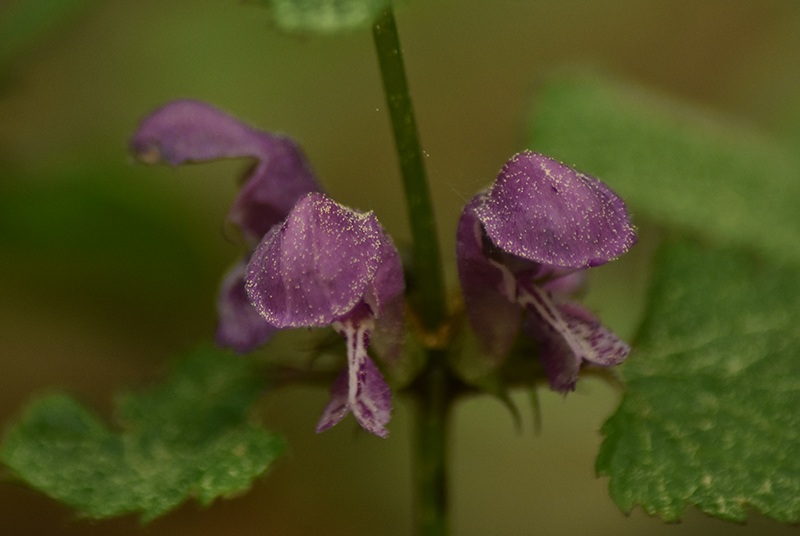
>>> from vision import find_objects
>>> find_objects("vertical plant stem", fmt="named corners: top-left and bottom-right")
top-left (414, 350), bottom-right (451, 536)
top-left (373, 7), bottom-right (451, 535)
top-left (372, 6), bottom-right (446, 332)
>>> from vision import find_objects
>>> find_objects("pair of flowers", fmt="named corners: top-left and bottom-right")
top-left (131, 100), bottom-right (636, 438)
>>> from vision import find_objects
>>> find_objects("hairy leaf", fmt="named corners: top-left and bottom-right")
top-left (0, 346), bottom-right (286, 522)
top-left (597, 240), bottom-right (800, 522)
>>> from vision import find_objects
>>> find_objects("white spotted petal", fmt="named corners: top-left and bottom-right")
top-left (456, 152), bottom-right (635, 391)
top-left (475, 151), bottom-right (636, 269)
top-left (246, 193), bottom-right (403, 437)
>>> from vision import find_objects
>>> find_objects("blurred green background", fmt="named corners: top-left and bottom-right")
top-left (1, 0), bottom-right (799, 534)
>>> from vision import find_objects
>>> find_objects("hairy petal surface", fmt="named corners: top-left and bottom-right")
top-left (246, 193), bottom-right (402, 437)
top-left (131, 99), bottom-right (325, 353)
top-left (456, 152), bottom-right (634, 386)
top-left (475, 151), bottom-right (636, 269)
top-left (246, 193), bottom-right (383, 328)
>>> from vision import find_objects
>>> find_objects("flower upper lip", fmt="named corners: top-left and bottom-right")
top-left (244, 192), bottom-right (403, 329)
top-left (456, 151), bottom-right (636, 391)
top-left (130, 98), bottom-right (323, 245)
top-left (474, 151), bottom-right (637, 269)
top-left (245, 192), bottom-right (404, 438)
top-left (130, 99), bottom-right (323, 353)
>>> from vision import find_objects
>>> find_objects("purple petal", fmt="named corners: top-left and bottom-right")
top-left (364, 231), bottom-right (405, 317)
top-left (315, 357), bottom-right (392, 438)
top-left (316, 368), bottom-right (350, 433)
top-left (364, 231), bottom-right (406, 363)
top-left (519, 281), bottom-right (628, 391)
top-left (131, 100), bottom-right (269, 165)
top-left (541, 270), bottom-right (586, 298)
top-left (525, 315), bottom-right (582, 392)
top-left (557, 302), bottom-right (629, 367)
top-left (475, 151), bottom-right (636, 269)
top-left (369, 292), bottom-right (406, 365)
top-left (246, 193), bottom-right (383, 328)
top-left (456, 197), bottom-right (523, 364)
top-left (316, 317), bottom-right (392, 438)
top-left (228, 140), bottom-right (322, 244)
top-left (130, 99), bottom-right (321, 243)
top-left (350, 354), bottom-right (392, 438)
top-left (215, 260), bottom-right (280, 353)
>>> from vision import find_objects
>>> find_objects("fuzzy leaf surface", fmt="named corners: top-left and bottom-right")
top-left (0, 346), bottom-right (285, 522)
top-left (597, 240), bottom-right (800, 522)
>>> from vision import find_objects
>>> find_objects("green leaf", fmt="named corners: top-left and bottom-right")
top-left (257, 0), bottom-right (391, 34)
top-left (596, 239), bottom-right (800, 523)
top-left (0, 346), bottom-right (286, 522)
top-left (528, 75), bottom-right (800, 266)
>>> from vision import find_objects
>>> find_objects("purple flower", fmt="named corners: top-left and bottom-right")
top-left (246, 192), bottom-right (404, 437)
top-left (457, 151), bottom-right (636, 392)
top-left (130, 99), bottom-right (322, 352)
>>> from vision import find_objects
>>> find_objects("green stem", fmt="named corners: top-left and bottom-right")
top-left (373, 8), bottom-right (451, 535)
top-left (372, 6), bottom-right (446, 331)
top-left (413, 350), bottom-right (451, 536)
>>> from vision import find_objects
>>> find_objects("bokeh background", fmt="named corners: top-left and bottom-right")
top-left (1, 0), bottom-right (799, 534)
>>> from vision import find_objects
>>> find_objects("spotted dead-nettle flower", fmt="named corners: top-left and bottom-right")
top-left (130, 99), bottom-right (322, 353)
top-left (457, 151), bottom-right (637, 391)
top-left (246, 192), bottom-right (405, 438)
